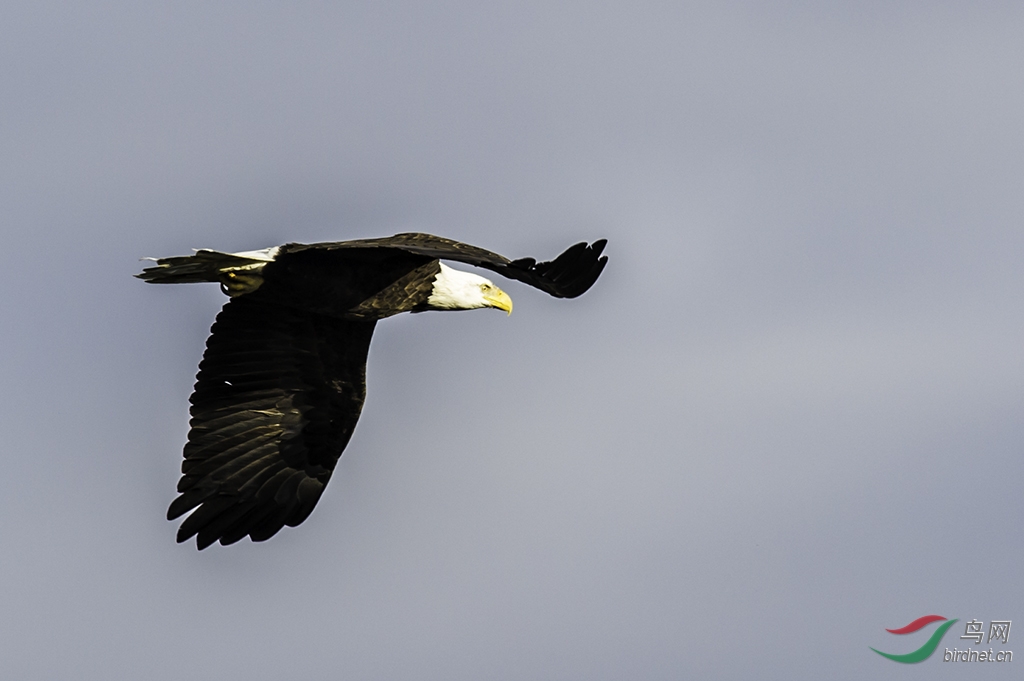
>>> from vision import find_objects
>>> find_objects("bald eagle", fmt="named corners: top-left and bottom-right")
top-left (138, 233), bottom-right (608, 549)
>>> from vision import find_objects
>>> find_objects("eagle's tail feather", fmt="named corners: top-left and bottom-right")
top-left (135, 249), bottom-right (274, 285)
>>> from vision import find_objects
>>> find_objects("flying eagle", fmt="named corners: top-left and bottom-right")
top-left (138, 232), bottom-right (608, 549)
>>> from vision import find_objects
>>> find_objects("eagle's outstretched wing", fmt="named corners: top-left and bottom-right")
top-left (282, 233), bottom-right (609, 299)
top-left (167, 296), bottom-right (376, 549)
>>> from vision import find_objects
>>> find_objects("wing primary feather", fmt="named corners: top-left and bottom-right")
top-left (217, 500), bottom-right (287, 546)
top-left (195, 502), bottom-right (259, 550)
top-left (168, 487), bottom-right (217, 520)
top-left (248, 506), bottom-right (292, 542)
top-left (176, 496), bottom-right (238, 542)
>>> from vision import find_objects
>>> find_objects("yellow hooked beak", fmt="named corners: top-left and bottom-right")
top-left (484, 287), bottom-right (513, 315)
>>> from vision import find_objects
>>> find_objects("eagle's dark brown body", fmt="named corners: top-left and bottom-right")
top-left (255, 248), bottom-right (443, 319)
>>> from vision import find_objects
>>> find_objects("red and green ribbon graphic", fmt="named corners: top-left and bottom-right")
top-left (871, 615), bottom-right (958, 663)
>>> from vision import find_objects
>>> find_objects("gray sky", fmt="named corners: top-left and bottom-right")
top-left (1, 2), bottom-right (1021, 679)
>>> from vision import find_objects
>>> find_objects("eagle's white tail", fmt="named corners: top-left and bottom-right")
top-left (135, 247), bottom-right (279, 285)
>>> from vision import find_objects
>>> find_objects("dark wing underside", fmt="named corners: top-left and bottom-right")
top-left (281, 233), bottom-right (608, 299)
top-left (167, 297), bottom-right (376, 549)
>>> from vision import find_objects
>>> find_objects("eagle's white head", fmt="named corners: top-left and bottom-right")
top-left (427, 263), bottom-right (513, 314)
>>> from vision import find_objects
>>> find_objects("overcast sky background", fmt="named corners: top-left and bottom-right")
top-left (1, 2), bottom-right (1022, 679)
